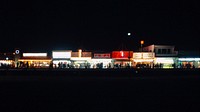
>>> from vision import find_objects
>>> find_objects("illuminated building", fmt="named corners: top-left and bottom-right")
top-left (112, 51), bottom-right (133, 68)
top-left (52, 50), bottom-right (72, 68)
top-left (18, 53), bottom-right (51, 68)
top-left (91, 52), bottom-right (114, 68)
top-left (0, 52), bottom-right (15, 68)
top-left (70, 49), bottom-right (92, 68)
top-left (142, 45), bottom-right (178, 68)
top-left (133, 52), bottom-right (155, 68)
top-left (178, 51), bottom-right (200, 68)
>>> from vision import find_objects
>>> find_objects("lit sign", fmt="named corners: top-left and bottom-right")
top-left (133, 52), bottom-right (154, 59)
top-left (82, 52), bottom-right (92, 57)
top-left (133, 53), bottom-right (142, 59)
top-left (52, 51), bottom-right (71, 59)
top-left (70, 57), bottom-right (91, 61)
top-left (155, 58), bottom-right (174, 64)
top-left (120, 51), bottom-right (124, 57)
top-left (178, 58), bottom-right (200, 61)
top-left (94, 54), bottom-right (110, 58)
top-left (112, 51), bottom-right (133, 59)
top-left (143, 53), bottom-right (154, 58)
top-left (23, 53), bottom-right (47, 57)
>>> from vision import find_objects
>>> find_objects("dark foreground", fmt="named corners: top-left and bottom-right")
top-left (0, 69), bottom-right (200, 112)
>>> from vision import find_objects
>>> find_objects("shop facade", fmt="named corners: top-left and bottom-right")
top-left (18, 53), bottom-right (51, 68)
top-left (91, 53), bottom-right (114, 68)
top-left (70, 49), bottom-right (92, 68)
top-left (178, 58), bottom-right (200, 68)
top-left (133, 52), bottom-right (155, 68)
top-left (178, 50), bottom-right (200, 68)
top-left (142, 44), bottom-right (178, 68)
top-left (154, 57), bottom-right (177, 68)
top-left (52, 50), bottom-right (72, 68)
top-left (0, 52), bottom-right (15, 68)
top-left (112, 51), bottom-right (133, 68)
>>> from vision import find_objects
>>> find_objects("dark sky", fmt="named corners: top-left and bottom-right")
top-left (1, 0), bottom-right (199, 52)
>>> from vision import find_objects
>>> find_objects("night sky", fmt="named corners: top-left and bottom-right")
top-left (1, 0), bottom-right (199, 53)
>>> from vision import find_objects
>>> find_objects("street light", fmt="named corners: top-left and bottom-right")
top-left (140, 40), bottom-right (144, 52)
top-left (127, 32), bottom-right (132, 67)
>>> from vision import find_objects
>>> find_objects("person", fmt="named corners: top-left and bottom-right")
top-left (26, 62), bottom-right (29, 68)
top-left (49, 61), bottom-right (53, 69)
top-left (58, 62), bottom-right (61, 68)
top-left (17, 62), bottom-right (19, 68)
top-left (192, 65), bottom-right (195, 69)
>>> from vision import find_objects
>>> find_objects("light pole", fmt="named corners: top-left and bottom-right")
top-left (127, 33), bottom-right (132, 67)
top-left (140, 40), bottom-right (144, 52)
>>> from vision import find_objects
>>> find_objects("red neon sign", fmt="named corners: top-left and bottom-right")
top-left (112, 51), bottom-right (133, 59)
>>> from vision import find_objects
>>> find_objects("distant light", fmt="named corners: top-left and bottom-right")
top-left (15, 50), bottom-right (20, 54)
top-left (6, 57), bottom-right (9, 60)
top-left (140, 40), bottom-right (144, 45)
top-left (23, 53), bottom-right (47, 57)
top-left (128, 33), bottom-right (131, 36)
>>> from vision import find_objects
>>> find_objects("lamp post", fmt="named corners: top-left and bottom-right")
top-left (140, 40), bottom-right (144, 52)
top-left (127, 33), bottom-right (131, 67)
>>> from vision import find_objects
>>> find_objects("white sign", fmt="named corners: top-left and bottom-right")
top-left (155, 58), bottom-right (174, 64)
top-left (133, 53), bottom-right (142, 59)
top-left (52, 51), bottom-right (71, 59)
top-left (23, 53), bottom-right (47, 57)
top-left (133, 52), bottom-right (154, 59)
top-left (143, 53), bottom-right (154, 59)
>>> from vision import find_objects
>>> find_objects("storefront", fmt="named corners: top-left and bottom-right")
top-left (52, 50), bottom-right (72, 68)
top-left (70, 49), bottom-right (92, 68)
top-left (91, 53), bottom-right (114, 68)
top-left (0, 59), bottom-right (14, 68)
top-left (112, 51), bottom-right (133, 68)
top-left (178, 58), bottom-right (200, 68)
top-left (178, 51), bottom-right (200, 68)
top-left (133, 52), bottom-right (155, 68)
top-left (18, 53), bottom-right (51, 68)
top-left (154, 57), bottom-right (177, 68)
top-left (0, 52), bottom-right (16, 68)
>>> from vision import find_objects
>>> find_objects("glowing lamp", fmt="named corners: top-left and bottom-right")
top-left (140, 40), bottom-right (144, 45)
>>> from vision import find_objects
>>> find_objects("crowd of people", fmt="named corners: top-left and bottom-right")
top-left (0, 62), bottom-right (197, 69)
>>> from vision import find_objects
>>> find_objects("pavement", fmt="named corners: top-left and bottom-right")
top-left (0, 68), bottom-right (200, 112)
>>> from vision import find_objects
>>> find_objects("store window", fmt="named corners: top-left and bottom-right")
top-left (158, 49), bottom-right (161, 54)
top-left (167, 49), bottom-right (171, 54)
top-left (162, 49), bottom-right (167, 54)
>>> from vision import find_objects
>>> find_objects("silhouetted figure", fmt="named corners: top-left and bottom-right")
top-left (172, 63), bottom-right (176, 69)
top-left (26, 62), bottom-right (29, 68)
top-left (119, 63), bottom-right (122, 68)
top-left (17, 62), bottom-right (19, 68)
top-left (49, 61), bottom-right (53, 69)
top-left (58, 62), bottom-right (61, 68)
top-left (186, 63), bottom-right (191, 69)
